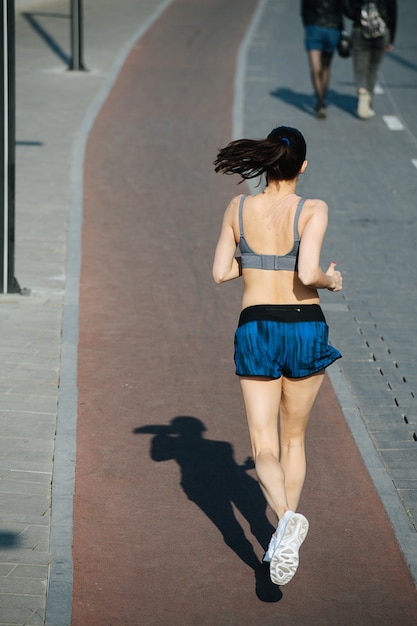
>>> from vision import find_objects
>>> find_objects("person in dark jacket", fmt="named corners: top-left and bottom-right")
top-left (301, 0), bottom-right (344, 118)
top-left (342, 0), bottom-right (397, 119)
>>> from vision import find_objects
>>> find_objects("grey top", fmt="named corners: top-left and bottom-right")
top-left (238, 195), bottom-right (306, 271)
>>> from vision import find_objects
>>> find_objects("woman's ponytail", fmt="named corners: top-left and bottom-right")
top-left (214, 126), bottom-right (306, 183)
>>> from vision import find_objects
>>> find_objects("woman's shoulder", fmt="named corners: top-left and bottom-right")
top-left (301, 197), bottom-right (328, 213)
top-left (224, 193), bottom-right (244, 209)
top-left (229, 193), bottom-right (247, 205)
top-left (222, 194), bottom-right (246, 223)
top-left (299, 198), bottom-right (329, 228)
top-left (227, 193), bottom-right (246, 211)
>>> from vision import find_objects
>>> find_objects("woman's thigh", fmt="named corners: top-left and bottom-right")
top-left (239, 377), bottom-right (282, 457)
top-left (279, 372), bottom-right (325, 442)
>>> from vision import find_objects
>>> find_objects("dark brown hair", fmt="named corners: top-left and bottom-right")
top-left (214, 126), bottom-right (307, 184)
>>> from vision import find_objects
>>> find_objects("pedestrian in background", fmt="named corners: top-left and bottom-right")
top-left (342, 0), bottom-right (397, 119)
top-left (301, 0), bottom-right (344, 118)
top-left (212, 126), bottom-right (343, 586)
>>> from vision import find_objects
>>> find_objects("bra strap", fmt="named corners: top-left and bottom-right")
top-left (293, 198), bottom-right (306, 240)
top-left (238, 195), bottom-right (247, 238)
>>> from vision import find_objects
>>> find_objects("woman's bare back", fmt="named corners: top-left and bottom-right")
top-left (232, 192), bottom-right (322, 308)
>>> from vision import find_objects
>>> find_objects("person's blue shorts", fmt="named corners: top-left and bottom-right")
top-left (305, 25), bottom-right (341, 54)
top-left (234, 304), bottom-right (341, 379)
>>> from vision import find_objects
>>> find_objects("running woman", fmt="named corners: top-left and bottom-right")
top-left (212, 126), bottom-right (343, 585)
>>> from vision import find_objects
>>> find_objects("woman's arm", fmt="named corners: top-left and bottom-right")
top-left (297, 200), bottom-right (343, 291)
top-left (212, 197), bottom-right (242, 284)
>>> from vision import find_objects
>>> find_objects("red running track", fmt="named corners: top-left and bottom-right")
top-left (71, 0), bottom-right (417, 623)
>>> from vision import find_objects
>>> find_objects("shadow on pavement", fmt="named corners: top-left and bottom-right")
top-left (22, 12), bottom-right (71, 67)
top-left (270, 86), bottom-right (357, 118)
top-left (0, 532), bottom-right (21, 548)
top-left (134, 415), bottom-right (282, 603)
top-left (388, 50), bottom-right (417, 73)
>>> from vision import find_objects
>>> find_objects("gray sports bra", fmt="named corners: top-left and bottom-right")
top-left (238, 195), bottom-right (306, 271)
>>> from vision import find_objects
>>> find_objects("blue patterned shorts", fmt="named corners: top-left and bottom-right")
top-left (234, 304), bottom-right (341, 379)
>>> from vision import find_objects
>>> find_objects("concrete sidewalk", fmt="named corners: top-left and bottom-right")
top-left (1, 1), bottom-right (172, 624)
top-left (0, 0), bottom-right (416, 624)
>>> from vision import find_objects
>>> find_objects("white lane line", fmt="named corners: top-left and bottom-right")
top-left (374, 83), bottom-right (384, 94)
top-left (383, 115), bottom-right (405, 131)
top-left (412, 159), bottom-right (417, 170)
top-left (233, 0), bottom-right (269, 140)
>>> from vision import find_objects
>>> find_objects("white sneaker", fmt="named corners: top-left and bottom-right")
top-left (357, 90), bottom-right (374, 119)
top-left (263, 510), bottom-right (294, 563)
top-left (270, 513), bottom-right (309, 586)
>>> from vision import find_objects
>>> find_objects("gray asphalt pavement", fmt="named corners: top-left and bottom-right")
top-left (0, 0), bottom-right (416, 624)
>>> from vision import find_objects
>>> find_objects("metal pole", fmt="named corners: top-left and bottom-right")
top-left (70, 0), bottom-right (85, 71)
top-left (2, 0), bottom-right (7, 292)
top-left (0, 0), bottom-right (19, 294)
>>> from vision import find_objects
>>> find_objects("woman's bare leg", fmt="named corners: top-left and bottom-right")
top-left (240, 377), bottom-right (288, 521)
top-left (307, 50), bottom-right (333, 110)
top-left (319, 52), bottom-right (332, 103)
top-left (240, 372), bottom-right (325, 522)
top-left (279, 372), bottom-right (325, 511)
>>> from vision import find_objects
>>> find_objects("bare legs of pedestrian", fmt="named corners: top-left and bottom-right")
top-left (307, 50), bottom-right (333, 118)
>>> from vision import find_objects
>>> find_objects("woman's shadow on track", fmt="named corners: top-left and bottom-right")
top-left (134, 415), bottom-right (282, 602)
